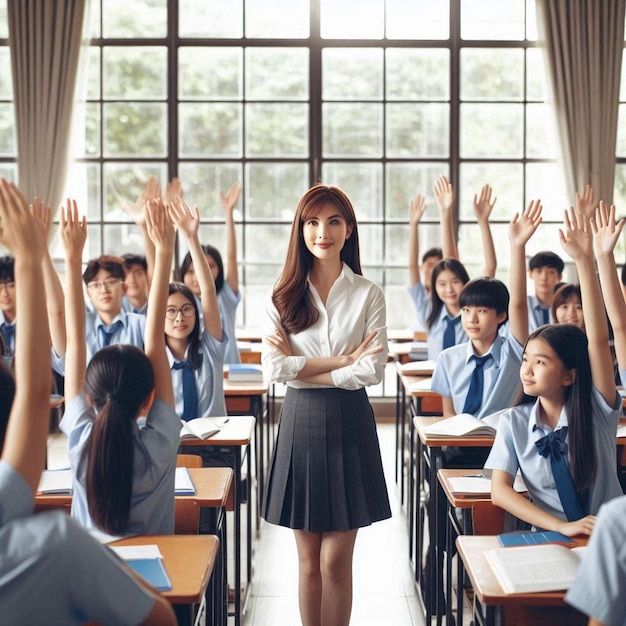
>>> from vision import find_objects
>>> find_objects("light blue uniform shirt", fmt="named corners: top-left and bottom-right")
top-left (0, 462), bottom-right (155, 625)
top-left (121, 295), bottom-right (148, 315)
top-left (408, 281), bottom-right (430, 333)
top-left (485, 387), bottom-right (623, 521)
top-left (527, 294), bottom-right (552, 332)
top-left (619, 368), bottom-right (626, 388)
top-left (168, 329), bottom-right (228, 418)
top-left (431, 333), bottom-right (523, 417)
top-left (61, 394), bottom-right (180, 535)
top-left (218, 283), bottom-right (241, 364)
top-left (0, 311), bottom-right (15, 355)
top-left (566, 496), bottom-right (626, 626)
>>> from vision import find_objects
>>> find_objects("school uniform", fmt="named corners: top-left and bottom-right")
top-left (485, 387), bottom-right (623, 521)
top-left (0, 311), bottom-right (15, 356)
top-left (527, 294), bottom-right (552, 332)
top-left (121, 295), bottom-right (148, 315)
top-left (60, 395), bottom-right (180, 535)
top-left (262, 263), bottom-right (391, 532)
top-left (168, 329), bottom-right (228, 419)
top-left (566, 495), bottom-right (626, 626)
top-left (0, 462), bottom-right (156, 626)
top-left (408, 281), bottom-right (429, 332)
top-left (619, 367), bottom-right (626, 388)
top-left (218, 283), bottom-right (241, 364)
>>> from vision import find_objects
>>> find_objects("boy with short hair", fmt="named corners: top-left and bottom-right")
top-left (527, 250), bottom-right (564, 331)
top-left (122, 252), bottom-right (149, 315)
top-left (0, 256), bottom-right (16, 355)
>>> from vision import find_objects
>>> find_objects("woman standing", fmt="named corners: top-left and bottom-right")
top-left (262, 184), bottom-right (391, 626)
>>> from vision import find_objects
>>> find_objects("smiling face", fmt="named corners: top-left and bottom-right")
top-left (302, 203), bottom-right (353, 263)
top-left (434, 269), bottom-right (465, 310)
top-left (164, 291), bottom-right (196, 341)
top-left (86, 270), bottom-right (125, 317)
top-left (520, 337), bottom-right (575, 399)
top-left (555, 296), bottom-right (584, 329)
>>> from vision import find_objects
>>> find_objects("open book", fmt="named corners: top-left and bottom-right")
top-left (447, 474), bottom-right (526, 496)
top-left (175, 467), bottom-right (196, 495)
top-left (485, 544), bottom-right (586, 594)
top-left (180, 417), bottom-right (227, 440)
top-left (400, 359), bottom-right (437, 375)
top-left (421, 409), bottom-right (505, 437)
top-left (37, 468), bottom-right (73, 494)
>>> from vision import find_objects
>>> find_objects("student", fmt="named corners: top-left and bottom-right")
top-left (565, 495), bottom-right (626, 626)
top-left (0, 255), bottom-right (15, 355)
top-left (60, 198), bottom-right (181, 536)
top-left (551, 283), bottom-right (584, 330)
top-left (166, 196), bottom-right (227, 419)
top-left (122, 252), bottom-right (150, 314)
top-left (486, 206), bottom-right (623, 536)
top-left (0, 179), bottom-right (175, 626)
top-left (527, 250), bottom-right (564, 331)
top-left (181, 182), bottom-right (242, 364)
top-left (262, 184), bottom-right (390, 626)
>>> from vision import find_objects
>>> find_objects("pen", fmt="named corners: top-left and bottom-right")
top-left (463, 473), bottom-right (484, 478)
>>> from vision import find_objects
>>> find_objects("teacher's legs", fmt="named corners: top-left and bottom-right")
top-left (294, 528), bottom-right (359, 626)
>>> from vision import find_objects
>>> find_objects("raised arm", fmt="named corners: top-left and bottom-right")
top-left (559, 206), bottom-right (615, 404)
top-left (32, 197), bottom-right (66, 357)
top-left (473, 184), bottom-right (497, 277)
top-left (591, 202), bottom-right (626, 371)
top-left (408, 194), bottom-right (426, 286)
top-left (60, 200), bottom-right (88, 403)
top-left (221, 182), bottom-right (241, 295)
top-left (0, 180), bottom-right (52, 494)
top-left (508, 199), bottom-right (542, 345)
top-left (575, 184), bottom-right (597, 221)
top-left (144, 199), bottom-right (176, 407)
top-left (169, 196), bottom-right (222, 341)
top-left (433, 175), bottom-right (458, 259)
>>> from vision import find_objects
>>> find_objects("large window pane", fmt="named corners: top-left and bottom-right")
top-left (179, 48), bottom-right (242, 100)
top-left (0, 102), bottom-right (15, 156)
top-left (385, 163), bottom-right (447, 220)
top-left (461, 49), bottom-right (524, 101)
top-left (386, 49), bottom-right (450, 101)
top-left (66, 163), bottom-right (101, 222)
top-left (245, 0), bottom-right (309, 38)
top-left (526, 48), bottom-right (546, 100)
top-left (524, 163), bottom-right (568, 221)
top-left (245, 223), bottom-right (291, 262)
top-left (526, 103), bottom-right (558, 159)
top-left (617, 104), bottom-right (626, 157)
top-left (86, 47), bottom-right (101, 100)
top-left (83, 102), bottom-right (101, 157)
top-left (179, 0), bottom-right (243, 38)
top-left (458, 223), bottom-right (509, 279)
top-left (461, 0), bottom-right (525, 40)
top-left (246, 48), bottom-right (309, 100)
top-left (323, 103), bottom-right (383, 157)
top-left (103, 224), bottom-right (146, 256)
top-left (103, 47), bottom-right (167, 99)
top-left (323, 49), bottom-right (383, 100)
top-left (322, 162), bottom-right (383, 220)
top-left (104, 103), bottom-right (167, 157)
top-left (386, 103), bottom-right (449, 158)
top-left (179, 103), bottom-right (243, 157)
top-left (321, 0), bottom-right (384, 39)
top-left (460, 104), bottom-right (523, 158)
top-left (358, 224), bottom-right (384, 265)
top-left (178, 163), bottom-right (243, 218)
top-left (246, 103), bottom-right (308, 157)
top-left (386, 0), bottom-right (450, 40)
top-left (0, 1), bottom-right (7, 38)
top-left (102, 0), bottom-right (167, 38)
top-left (0, 47), bottom-right (12, 99)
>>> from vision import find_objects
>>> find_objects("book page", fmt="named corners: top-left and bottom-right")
top-left (448, 475), bottom-right (526, 495)
top-left (175, 467), bottom-right (196, 494)
top-left (422, 413), bottom-right (494, 437)
top-left (400, 359), bottom-right (436, 375)
top-left (37, 468), bottom-right (73, 494)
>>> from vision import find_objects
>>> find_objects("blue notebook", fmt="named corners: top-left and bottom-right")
top-left (126, 558), bottom-right (172, 591)
top-left (498, 530), bottom-right (574, 547)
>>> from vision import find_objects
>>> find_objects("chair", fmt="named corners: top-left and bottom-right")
top-left (470, 500), bottom-right (506, 535)
top-left (176, 454), bottom-right (203, 468)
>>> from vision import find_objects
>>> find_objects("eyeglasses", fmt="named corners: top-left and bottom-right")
top-left (0, 281), bottom-right (15, 292)
top-left (87, 278), bottom-right (123, 291)
top-left (165, 304), bottom-right (196, 320)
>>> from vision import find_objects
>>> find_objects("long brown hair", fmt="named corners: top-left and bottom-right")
top-left (272, 184), bottom-right (362, 334)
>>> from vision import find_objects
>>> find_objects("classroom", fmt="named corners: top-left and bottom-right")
top-left (1, 1), bottom-right (626, 625)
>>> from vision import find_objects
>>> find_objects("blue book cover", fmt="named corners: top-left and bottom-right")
top-left (126, 558), bottom-right (172, 591)
top-left (497, 530), bottom-right (574, 547)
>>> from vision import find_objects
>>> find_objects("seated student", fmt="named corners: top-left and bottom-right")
top-left (60, 199), bottom-right (180, 536)
top-left (0, 179), bottom-right (175, 626)
top-left (0, 256), bottom-right (16, 355)
top-left (180, 182), bottom-right (242, 364)
top-left (565, 495), bottom-right (626, 626)
top-left (527, 250), bottom-right (564, 331)
top-left (122, 252), bottom-right (150, 315)
top-left (486, 206), bottom-right (623, 537)
top-left (166, 196), bottom-right (227, 419)
top-left (551, 283), bottom-right (584, 330)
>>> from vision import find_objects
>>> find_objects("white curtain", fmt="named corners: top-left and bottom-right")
top-left (8, 0), bottom-right (87, 209)
top-left (535, 0), bottom-right (626, 204)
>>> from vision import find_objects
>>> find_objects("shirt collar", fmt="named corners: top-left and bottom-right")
top-left (166, 344), bottom-right (190, 368)
top-left (95, 311), bottom-right (126, 331)
top-left (530, 399), bottom-right (568, 434)
top-left (464, 332), bottom-right (503, 366)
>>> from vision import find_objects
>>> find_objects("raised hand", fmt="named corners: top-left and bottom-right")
top-left (145, 198), bottom-right (175, 251)
top-left (60, 198), bottom-right (87, 258)
top-left (591, 200), bottom-right (626, 259)
top-left (0, 179), bottom-right (43, 257)
top-left (408, 194), bottom-right (426, 226)
top-left (508, 198), bottom-right (542, 247)
top-left (168, 195), bottom-right (200, 240)
top-left (165, 176), bottom-right (183, 207)
top-left (31, 197), bottom-right (52, 243)
top-left (559, 206), bottom-right (592, 261)
top-left (473, 184), bottom-right (496, 224)
top-left (575, 184), bottom-right (597, 220)
top-left (433, 175), bottom-right (454, 215)
top-left (220, 182), bottom-right (241, 216)
top-left (124, 176), bottom-right (162, 226)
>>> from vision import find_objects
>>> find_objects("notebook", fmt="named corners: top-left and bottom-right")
top-left (175, 466), bottom-right (196, 495)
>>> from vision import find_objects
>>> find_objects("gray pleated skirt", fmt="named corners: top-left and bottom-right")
top-left (263, 386), bottom-right (392, 533)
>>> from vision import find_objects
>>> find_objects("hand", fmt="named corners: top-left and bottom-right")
top-left (557, 515), bottom-right (596, 537)
top-left (124, 176), bottom-right (162, 226)
top-left (60, 198), bottom-right (87, 258)
top-left (145, 198), bottom-right (175, 251)
top-left (408, 194), bottom-right (426, 226)
top-left (165, 176), bottom-right (183, 207)
top-left (433, 175), bottom-right (454, 215)
top-left (473, 184), bottom-right (496, 223)
top-left (559, 206), bottom-right (592, 261)
top-left (347, 330), bottom-right (383, 364)
top-left (508, 199), bottom-right (542, 247)
top-left (0, 179), bottom-right (44, 257)
top-left (31, 197), bottom-right (52, 243)
top-left (220, 182), bottom-right (241, 216)
top-left (575, 184), bottom-right (597, 220)
top-left (591, 200), bottom-right (626, 259)
top-left (168, 195), bottom-right (200, 240)
top-left (264, 327), bottom-right (292, 357)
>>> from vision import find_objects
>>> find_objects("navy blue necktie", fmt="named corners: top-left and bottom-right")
top-left (535, 427), bottom-right (586, 521)
top-left (98, 320), bottom-right (122, 349)
top-left (0, 323), bottom-right (15, 354)
top-left (442, 315), bottom-right (461, 349)
top-left (173, 359), bottom-right (198, 422)
top-left (462, 354), bottom-right (492, 415)
top-left (538, 305), bottom-right (549, 325)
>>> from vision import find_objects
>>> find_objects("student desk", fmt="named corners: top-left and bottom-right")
top-left (455, 535), bottom-right (587, 626)
top-left (179, 415), bottom-right (255, 626)
top-left (413, 416), bottom-right (494, 624)
top-left (109, 534), bottom-right (220, 626)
